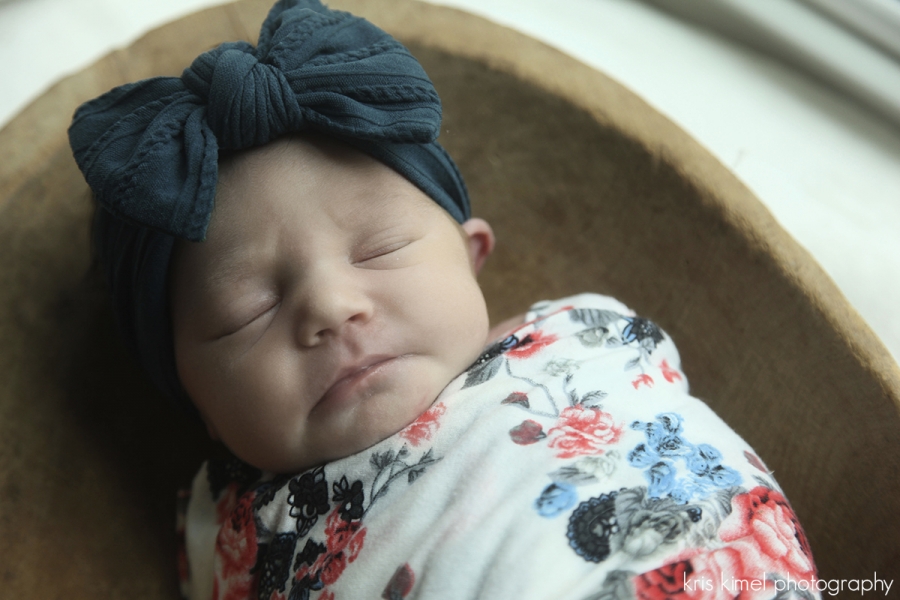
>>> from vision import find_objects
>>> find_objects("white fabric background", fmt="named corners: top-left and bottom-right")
top-left (2, 0), bottom-right (898, 364)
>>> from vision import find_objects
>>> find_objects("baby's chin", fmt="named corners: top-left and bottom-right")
top-left (250, 358), bottom-right (452, 474)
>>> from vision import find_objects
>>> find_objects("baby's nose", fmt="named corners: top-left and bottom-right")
top-left (294, 266), bottom-right (373, 347)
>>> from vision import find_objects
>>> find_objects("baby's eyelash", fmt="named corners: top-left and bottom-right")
top-left (216, 300), bottom-right (280, 340)
top-left (355, 240), bottom-right (411, 263)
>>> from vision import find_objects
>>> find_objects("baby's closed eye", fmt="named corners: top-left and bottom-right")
top-left (352, 233), bottom-right (419, 268)
top-left (355, 240), bottom-right (411, 263)
top-left (213, 295), bottom-right (280, 340)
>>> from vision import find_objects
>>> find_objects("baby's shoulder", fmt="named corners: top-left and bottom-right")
top-left (522, 294), bottom-right (671, 357)
top-left (526, 293), bottom-right (634, 321)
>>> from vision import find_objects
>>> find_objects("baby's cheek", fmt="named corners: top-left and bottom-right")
top-left (205, 348), bottom-right (294, 436)
top-left (431, 276), bottom-right (489, 364)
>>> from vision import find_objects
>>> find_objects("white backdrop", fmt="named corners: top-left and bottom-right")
top-left (2, 0), bottom-right (898, 364)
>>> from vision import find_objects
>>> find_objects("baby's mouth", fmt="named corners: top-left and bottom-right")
top-left (315, 355), bottom-right (404, 411)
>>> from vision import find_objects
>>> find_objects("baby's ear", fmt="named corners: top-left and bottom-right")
top-left (461, 218), bottom-right (495, 274)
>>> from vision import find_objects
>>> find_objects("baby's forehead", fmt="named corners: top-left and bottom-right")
top-left (216, 135), bottom-right (366, 189)
top-left (212, 135), bottom-right (445, 230)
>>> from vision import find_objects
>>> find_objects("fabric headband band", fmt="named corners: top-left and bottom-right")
top-left (68, 0), bottom-right (471, 408)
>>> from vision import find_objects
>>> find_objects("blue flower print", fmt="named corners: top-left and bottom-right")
top-left (621, 317), bottom-right (664, 348)
top-left (625, 443), bottom-right (657, 468)
top-left (646, 462), bottom-right (677, 498)
top-left (627, 413), bottom-right (741, 503)
top-left (535, 482), bottom-right (578, 518)
top-left (687, 444), bottom-right (742, 488)
top-left (631, 413), bottom-right (689, 458)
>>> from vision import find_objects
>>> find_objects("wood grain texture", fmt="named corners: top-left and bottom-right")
top-left (0, 0), bottom-right (897, 596)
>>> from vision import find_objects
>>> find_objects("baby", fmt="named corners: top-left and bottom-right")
top-left (169, 133), bottom-right (496, 474)
top-left (69, 1), bottom-right (820, 599)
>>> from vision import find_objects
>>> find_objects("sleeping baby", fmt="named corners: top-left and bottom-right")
top-left (68, 1), bottom-right (820, 599)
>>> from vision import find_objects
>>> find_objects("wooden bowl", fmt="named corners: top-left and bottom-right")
top-left (1, 0), bottom-right (897, 595)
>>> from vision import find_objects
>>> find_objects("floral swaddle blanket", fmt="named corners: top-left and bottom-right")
top-left (179, 294), bottom-right (819, 600)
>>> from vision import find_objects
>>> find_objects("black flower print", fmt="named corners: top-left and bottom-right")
top-left (332, 476), bottom-right (365, 521)
top-left (288, 467), bottom-right (330, 536)
top-left (293, 539), bottom-right (326, 571)
top-left (567, 491), bottom-right (620, 563)
top-left (288, 573), bottom-right (323, 600)
top-left (253, 474), bottom-right (293, 510)
top-left (206, 455), bottom-right (263, 498)
top-left (255, 532), bottom-right (297, 600)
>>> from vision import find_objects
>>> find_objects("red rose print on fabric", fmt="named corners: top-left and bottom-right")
top-left (506, 330), bottom-right (557, 359)
top-left (636, 487), bottom-right (817, 599)
top-left (718, 486), bottom-right (817, 582)
top-left (659, 359), bottom-right (683, 383)
top-left (320, 508), bottom-right (367, 585)
top-left (294, 507), bottom-right (367, 594)
top-left (547, 406), bottom-right (623, 459)
top-left (212, 487), bottom-right (259, 600)
top-left (399, 402), bottom-right (447, 446)
top-left (382, 563), bottom-right (416, 599)
top-left (632, 374), bottom-right (654, 389)
top-left (743, 451), bottom-right (771, 474)
top-left (633, 560), bottom-right (694, 599)
top-left (215, 482), bottom-right (241, 525)
top-left (635, 549), bottom-right (772, 600)
top-left (510, 419), bottom-right (546, 445)
top-left (502, 392), bottom-right (530, 407)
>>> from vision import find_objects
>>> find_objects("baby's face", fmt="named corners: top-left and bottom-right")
top-left (170, 136), bottom-right (493, 473)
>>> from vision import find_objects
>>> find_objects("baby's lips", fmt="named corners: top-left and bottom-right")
top-left (314, 354), bottom-right (400, 409)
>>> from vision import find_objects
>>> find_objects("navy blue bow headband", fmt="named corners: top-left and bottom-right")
top-left (69, 0), bottom-right (470, 407)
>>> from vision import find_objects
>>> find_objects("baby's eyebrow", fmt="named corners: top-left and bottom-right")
top-left (203, 245), bottom-right (262, 291)
top-left (353, 188), bottom-right (433, 222)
